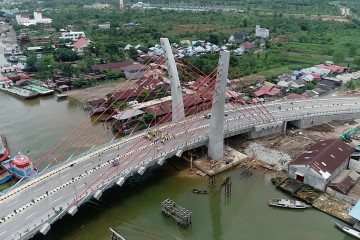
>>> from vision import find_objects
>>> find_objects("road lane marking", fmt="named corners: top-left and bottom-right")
top-left (60, 173), bottom-right (70, 179)
top-left (0, 231), bottom-right (6, 236)
top-left (77, 184), bottom-right (85, 189)
top-left (83, 163), bottom-right (92, 168)
top-left (52, 196), bottom-right (63, 204)
top-left (7, 200), bottom-right (18, 208)
top-left (34, 186), bottom-right (45, 193)
top-left (105, 152), bottom-right (114, 158)
top-left (25, 212), bottom-right (36, 220)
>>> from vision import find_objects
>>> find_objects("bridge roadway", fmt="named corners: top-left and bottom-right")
top-left (1, 97), bottom-right (360, 239)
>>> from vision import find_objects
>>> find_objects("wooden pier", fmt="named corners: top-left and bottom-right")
top-left (161, 198), bottom-right (192, 228)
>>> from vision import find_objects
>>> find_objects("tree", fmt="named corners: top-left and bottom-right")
top-left (348, 80), bottom-right (356, 90)
top-left (128, 47), bottom-right (138, 60)
top-left (293, 88), bottom-right (304, 94)
top-left (60, 63), bottom-right (75, 77)
top-left (26, 53), bottom-right (38, 70)
top-left (54, 49), bottom-right (79, 62)
top-left (353, 57), bottom-right (360, 69)
top-left (333, 52), bottom-right (345, 64)
top-left (349, 45), bottom-right (357, 57)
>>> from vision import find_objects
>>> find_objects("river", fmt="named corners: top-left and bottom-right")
top-left (0, 38), bottom-right (352, 240)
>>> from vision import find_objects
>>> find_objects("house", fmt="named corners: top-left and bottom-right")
top-left (73, 38), bottom-right (91, 54)
top-left (255, 25), bottom-right (269, 38)
top-left (316, 64), bottom-right (347, 75)
top-left (288, 139), bottom-right (355, 191)
top-left (90, 61), bottom-right (135, 74)
top-left (240, 41), bottom-right (256, 50)
top-left (284, 93), bottom-right (309, 100)
top-left (15, 12), bottom-right (52, 26)
top-left (254, 86), bottom-right (281, 99)
top-left (112, 109), bottom-right (145, 132)
top-left (327, 170), bottom-right (359, 194)
top-left (123, 63), bottom-right (149, 79)
top-left (99, 23), bottom-right (110, 29)
top-left (228, 32), bottom-right (247, 43)
top-left (59, 31), bottom-right (86, 41)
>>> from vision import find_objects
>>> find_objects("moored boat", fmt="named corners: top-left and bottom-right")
top-left (0, 169), bottom-right (12, 184)
top-left (24, 84), bottom-right (54, 96)
top-left (0, 134), bottom-right (10, 162)
top-left (268, 198), bottom-right (310, 209)
top-left (1, 153), bottom-right (38, 179)
top-left (192, 188), bottom-right (207, 194)
top-left (0, 82), bottom-right (38, 99)
top-left (335, 222), bottom-right (360, 239)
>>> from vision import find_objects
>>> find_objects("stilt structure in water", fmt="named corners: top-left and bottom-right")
top-left (161, 198), bottom-right (192, 228)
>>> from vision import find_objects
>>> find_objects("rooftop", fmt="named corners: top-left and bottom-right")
top-left (289, 139), bottom-right (354, 179)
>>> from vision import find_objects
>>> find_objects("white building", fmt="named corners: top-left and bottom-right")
top-left (15, 12), bottom-right (52, 26)
top-left (59, 31), bottom-right (86, 41)
top-left (255, 25), bottom-right (269, 38)
top-left (73, 38), bottom-right (91, 54)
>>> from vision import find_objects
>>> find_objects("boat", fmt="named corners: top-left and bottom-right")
top-left (0, 134), bottom-right (10, 162)
top-left (192, 188), bottom-right (207, 194)
top-left (0, 64), bottom-right (21, 81)
top-left (7, 55), bottom-right (19, 63)
top-left (268, 198), bottom-right (310, 209)
top-left (24, 84), bottom-right (54, 96)
top-left (1, 153), bottom-right (38, 179)
top-left (335, 222), bottom-right (360, 239)
top-left (0, 83), bottom-right (38, 99)
top-left (0, 169), bottom-right (12, 184)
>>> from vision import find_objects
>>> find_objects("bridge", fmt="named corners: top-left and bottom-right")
top-left (1, 39), bottom-right (360, 240)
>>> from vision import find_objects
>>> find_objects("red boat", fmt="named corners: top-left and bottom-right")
top-left (0, 134), bottom-right (10, 162)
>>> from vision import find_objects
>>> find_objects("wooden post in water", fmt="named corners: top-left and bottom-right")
top-left (209, 175), bottom-right (216, 187)
top-left (109, 228), bottom-right (126, 240)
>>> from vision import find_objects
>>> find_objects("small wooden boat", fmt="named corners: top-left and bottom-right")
top-left (335, 222), bottom-right (360, 239)
top-left (268, 198), bottom-right (310, 209)
top-left (192, 188), bottom-right (207, 194)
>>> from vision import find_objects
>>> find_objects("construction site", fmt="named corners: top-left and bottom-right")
top-left (183, 118), bottom-right (360, 224)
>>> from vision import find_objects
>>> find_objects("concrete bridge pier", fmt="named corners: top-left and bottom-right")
top-left (160, 38), bottom-right (185, 122)
top-left (248, 121), bottom-right (286, 139)
top-left (208, 51), bottom-right (230, 160)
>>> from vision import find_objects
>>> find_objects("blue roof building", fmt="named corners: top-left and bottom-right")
top-left (1, 8), bottom-right (19, 15)
top-left (349, 201), bottom-right (360, 220)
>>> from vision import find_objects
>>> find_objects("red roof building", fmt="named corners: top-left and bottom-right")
top-left (254, 86), bottom-right (281, 98)
top-left (289, 139), bottom-right (354, 191)
top-left (316, 64), bottom-right (347, 74)
top-left (73, 38), bottom-right (91, 54)
top-left (240, 41), bottom-right (256, 50)
top-left (91, 61), bottom-right (135, 73)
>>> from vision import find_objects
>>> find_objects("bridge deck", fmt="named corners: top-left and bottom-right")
top-left (1, 97), bottom-right (360, 240)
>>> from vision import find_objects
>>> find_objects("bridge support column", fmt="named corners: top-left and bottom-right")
top-left (68, 206), bottom-right (78, 216)
top-left (160, 38), bottom-right (185, 122)
top-left (116, 177), bottom-right (125, 186)
top-left (39, 222), bottom-right (51, 235)
top-left (138, 166), bottom-right (146, 175)
top-left (94, 190), bottom-right (102, 200)
top-left (208, 51), bottom-right (230, 160)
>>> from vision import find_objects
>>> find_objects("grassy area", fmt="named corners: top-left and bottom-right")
top-left (256, 66), bottom-right (292, 78)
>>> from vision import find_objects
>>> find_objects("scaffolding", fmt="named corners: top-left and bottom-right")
top-left (161, 198), bottom-right (192, 228)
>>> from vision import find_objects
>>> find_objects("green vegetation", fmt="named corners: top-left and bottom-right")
top-left (12, 0), bottom-right (360, 84)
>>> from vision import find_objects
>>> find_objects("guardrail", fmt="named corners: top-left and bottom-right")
top-left (4, 100), bottom-right (360, 239)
